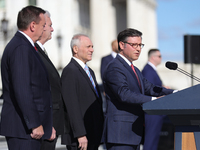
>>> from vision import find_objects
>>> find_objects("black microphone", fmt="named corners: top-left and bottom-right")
top-left (165, 61), bottom-right (178, 70)
top-left (165, 61), bottom-right (200, 83)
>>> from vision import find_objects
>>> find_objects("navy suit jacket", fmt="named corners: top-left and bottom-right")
top-left (61, 58), bottom-right (104, 145)
top-left (35, 43), bottom-right (65, 135)
top-left (0, 31), bottom-right (52, 139)
top-left (100, 54), bottom-right (114, 80)
top-left (102, 54), bottom-right (173, 145)
top-left (142, 63), bottom-right (162, 86)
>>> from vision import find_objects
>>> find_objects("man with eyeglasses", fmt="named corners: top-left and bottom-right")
top-left (101, 28), bottom-right (175, 150)
top-left (142, 49), bottom-right (167, 150)
top-left (142, 49), bottom-right (162, 86)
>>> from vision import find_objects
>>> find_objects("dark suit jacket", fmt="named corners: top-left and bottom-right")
top-left (61, 58), bottom-right (104, 145)
top-left (142, 63), bottom-right (165, 150)
top-left (102, 54), bottom-right (173, 145)
top-left (35, 43), bottom-right (65, 135)
top-left (142, 63), bottom-right (162, 86)
top-left (100, 54), bottom-right (113, 80)
top-left (0, 31), bottom-right (52, 139)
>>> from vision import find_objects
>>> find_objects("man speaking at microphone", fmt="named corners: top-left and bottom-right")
top-left (102, 28), bottom-right (176, 150)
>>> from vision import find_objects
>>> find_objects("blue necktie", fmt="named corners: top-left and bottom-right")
top-left (84, 65), bottom-right (99, 97)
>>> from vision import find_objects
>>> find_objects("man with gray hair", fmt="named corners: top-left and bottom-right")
top-left (35, 11), bottom-right (65, 150)
top-left (61, 34), bottom-right (104, 150)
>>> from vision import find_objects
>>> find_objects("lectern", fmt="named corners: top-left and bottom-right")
top-left (143, 84), bottom-right (200, 150)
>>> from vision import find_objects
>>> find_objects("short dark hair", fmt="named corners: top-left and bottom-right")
top-left (148, 49), bottom-right (160, 58)
top-left (117, 28), bottom-right (142, 50)
top-left (17, 5), bottom-right (45, 30)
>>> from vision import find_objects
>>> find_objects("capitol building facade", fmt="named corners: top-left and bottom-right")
top-left (0, 0), bottom-right (198, 92)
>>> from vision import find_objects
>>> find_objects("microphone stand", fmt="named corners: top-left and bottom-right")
top-left (191, 63), bottom-right (194, 86)
top-left (177, 67), bottom-right (200, 83)
top-left (165, 61), bottom-right (200, 85)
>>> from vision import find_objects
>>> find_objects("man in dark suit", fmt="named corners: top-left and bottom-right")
top-left (0, 6), bottom-right (55, 150)
top-left (102, 28), bottom-right (175, 150)
top-left (35, 11), bottom-right (65, 150)
top-left (61, 34), bottom-right (104, 150)
top-left (142, 49), bottom-right (166, 150)
top-left (100, 39), bottom-right (119, 79)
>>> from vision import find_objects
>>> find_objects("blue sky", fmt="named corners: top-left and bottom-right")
top-left (157, 0), bottom-right (200, 62)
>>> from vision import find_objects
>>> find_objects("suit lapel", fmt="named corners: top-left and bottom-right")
top-left (147, 64), bottom-right (162, 85)
top-left (71, 58), bottom-right (99, 97)
top-left (35, 43), bottom-right (59, 75)
top-left (116, 55), bottom-right (144, 93)
top-left (16, 32), bottom-right (49, 77)
top-left (35, 43), bottom-right (49, 59)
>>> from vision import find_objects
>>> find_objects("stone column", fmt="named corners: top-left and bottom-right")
top-left (89, 0), bottom-right (117, 83)
top-left (127, 0), bottom-right (157, 69)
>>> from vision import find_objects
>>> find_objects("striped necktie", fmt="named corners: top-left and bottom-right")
top-left (84, 65), bottom-right (99, 97)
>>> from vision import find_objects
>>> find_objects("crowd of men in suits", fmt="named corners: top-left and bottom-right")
top-left (0, 5), bottom-right (176, 150)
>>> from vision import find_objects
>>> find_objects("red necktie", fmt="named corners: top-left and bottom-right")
top-left (34, 46), bottom-right (38, 51)
top-left (131, 64), bottom-right (141, 89)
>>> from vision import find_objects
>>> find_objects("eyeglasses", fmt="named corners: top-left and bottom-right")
top-left (154, 55), bottom-right (162, 58)
top-left (124, 42), bottom-right (144, 49)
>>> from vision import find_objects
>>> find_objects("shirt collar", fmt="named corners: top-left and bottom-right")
top-left (118, 53), bottom-right (132, 66)
top-left (18, 30), bottom-right (35, 47)
top-left (148, 61), bottom-right (157, 71)
top-left (72, 57), bottom-right (86, 69)
top-left (111, 51), bottom-right (117, 58)
top-left (36, 41), bottom-right (45, 51)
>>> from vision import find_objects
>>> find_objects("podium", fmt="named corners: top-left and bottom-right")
top-left (143, 84), bottom-right (200, 150)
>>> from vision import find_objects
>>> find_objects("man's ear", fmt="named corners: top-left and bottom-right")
top-left (73, 45), bottom-right (78, 54)
top-left (30, 21), bottom-right (36, 32)
top-left (119, 41), bottom-right (124, 50)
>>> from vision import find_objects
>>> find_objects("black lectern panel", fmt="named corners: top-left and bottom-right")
top-left (143, 84), bottom-right (200, 116)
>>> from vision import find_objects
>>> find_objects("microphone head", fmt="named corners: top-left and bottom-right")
top-left (165, 61), bottom-right (178, 70)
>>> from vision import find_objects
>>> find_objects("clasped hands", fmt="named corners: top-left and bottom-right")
top-left (31, 126), bottom-right (56, 140)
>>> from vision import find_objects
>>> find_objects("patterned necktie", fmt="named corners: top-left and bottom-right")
top-left (84, 65), bottom-right (99, 97)
top-left (131, 64), bottom-right (141, 89)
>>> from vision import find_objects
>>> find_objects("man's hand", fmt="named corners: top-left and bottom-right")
top-left (157, 95), bottom-right (165, 99)
top-left (78, 136), bottom-right (88, 150)
top-left (48, 127), bottom-right (56, 141)
top-left (163, 85), bottom-right (170, 89)
top-left (30, 125), bottom-right (44, 139)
